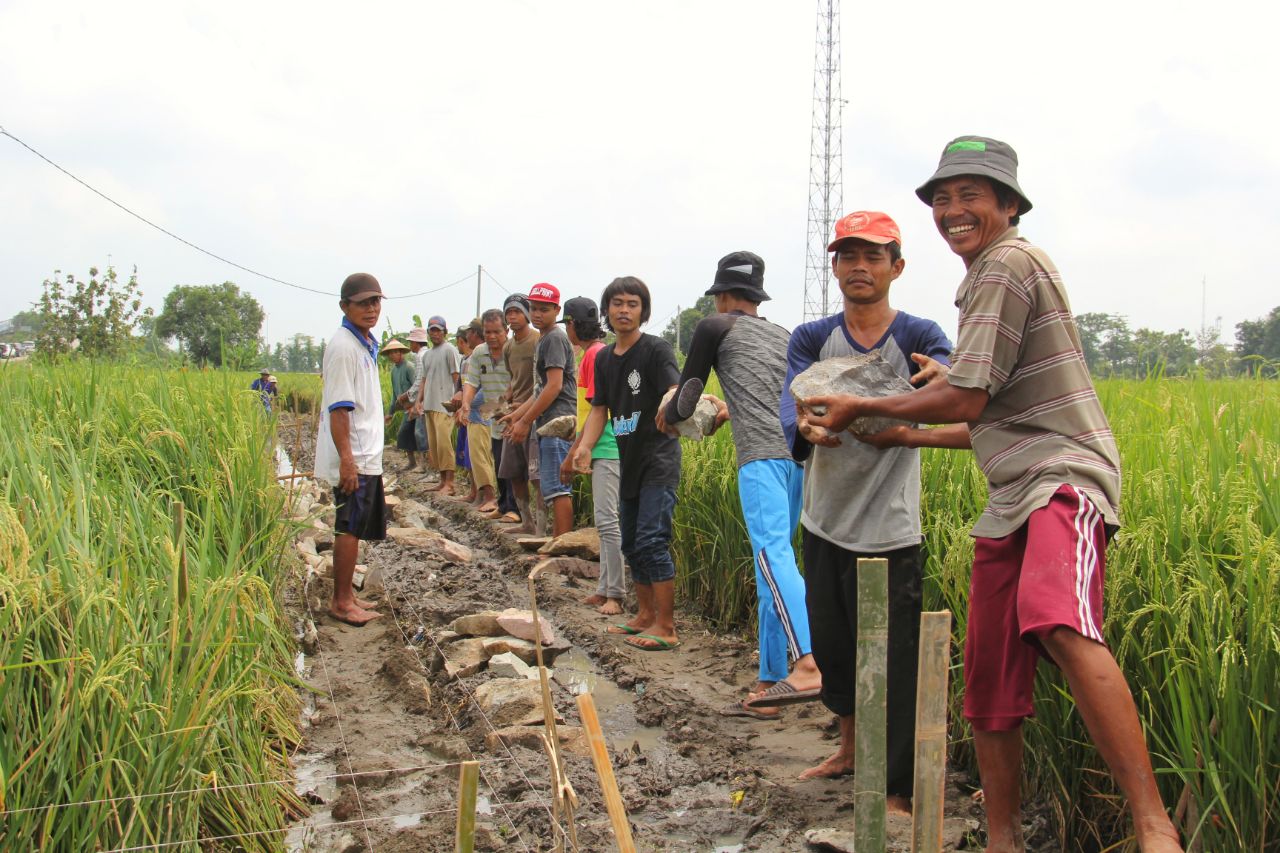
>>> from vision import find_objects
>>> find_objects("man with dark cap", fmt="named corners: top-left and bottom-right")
top-left (801, 139), bottom-right (1182, 851)
top-left (657, 252), bottom-right (821, 721)
top-left (315, 272), bottom-right (388, 627)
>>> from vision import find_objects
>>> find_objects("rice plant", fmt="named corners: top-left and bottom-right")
top-left (0, 364), bottom-right (305, 850)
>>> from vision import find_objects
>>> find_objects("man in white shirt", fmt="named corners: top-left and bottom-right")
top-left (315, 273), bottom-right (387, 626)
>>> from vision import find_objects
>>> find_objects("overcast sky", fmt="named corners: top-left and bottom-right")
top-left (3, 1), bottom-right (1276, 349)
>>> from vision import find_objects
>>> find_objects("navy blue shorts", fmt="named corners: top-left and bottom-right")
top-left (333, 474), bottom-right (388, 540)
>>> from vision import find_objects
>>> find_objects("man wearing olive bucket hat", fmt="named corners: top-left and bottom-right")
top-left (799, 137), bottom-right (1182, 851)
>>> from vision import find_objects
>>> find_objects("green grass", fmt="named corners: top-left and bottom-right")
top-left (0, 364), bottom-right (304, 850)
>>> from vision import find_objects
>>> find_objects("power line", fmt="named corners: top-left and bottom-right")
top-left (0, 124), bottom-right (473, 302)
top-left (481, 267), bottom-right (512, 295)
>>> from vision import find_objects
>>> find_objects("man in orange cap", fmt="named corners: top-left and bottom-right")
top-left (777, 212), bottom-right (952, 812)
top-left (801, 138), bottom-right (1182, 852)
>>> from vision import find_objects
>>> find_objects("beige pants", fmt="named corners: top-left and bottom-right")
top-left (424, 411), bottom-right (455, 473)
top-left (467, 422), bottom-right (496, 490)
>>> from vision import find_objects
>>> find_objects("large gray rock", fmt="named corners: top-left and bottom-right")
top-left (535, 414), bottom-right (577, 441)
top-left (532, 556), bottom-right (601, 580)
top-left (537, 528), bottom-right (601, 560)
top-left (450, 611), bottom-right (506, 637)
top-left (385, 527), bottom-right (472, 563)
top-left (473, 678), bottom-right (544, 727)
top-left (496, 607), bottom-right (559, 646)
top-left (789, 350), bottom-right (915, 435)
top-left (658, 386), bottom-right (718, 440)
top-left (442, 637), bottom-right (490, 680)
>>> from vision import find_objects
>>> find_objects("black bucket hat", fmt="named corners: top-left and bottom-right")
top-left (705, 251), bottom-right (769, 302)
top-left (916, 136), bottom-right (1033, 215)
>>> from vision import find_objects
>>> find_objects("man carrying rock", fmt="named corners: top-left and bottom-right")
top-left (657, 251), bottom-right (821, 719)
top-left (411, 316), bottom-right (460, 495)
top-left (572, 277), bottom-right (682, 651)
top-left (800, 138), bottom-right (1182, 852)
top-left (501, 283), bottom-right (577, 537)
top-left (459, 310), bottom-right (512, 517)
top-left (497, 294), bottom-right (541, 532)
top-left (316, 273), bottom-right (389, 627)
top-left (781, 211), bottom-right (952, 812)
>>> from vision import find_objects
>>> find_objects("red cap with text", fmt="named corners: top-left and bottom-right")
top-left (827, 211), bottom-right (902, 252)
top-left (527, 282), bottom-right (561, 307)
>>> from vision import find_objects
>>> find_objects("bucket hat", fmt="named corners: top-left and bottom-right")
top-left (916, 136), bottom-right (1032, 214)
top-left (705, 251), bottom-right (769, 302)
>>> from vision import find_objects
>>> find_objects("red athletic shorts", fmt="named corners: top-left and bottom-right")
top-left (963, 484), bottom-right (1110, 732)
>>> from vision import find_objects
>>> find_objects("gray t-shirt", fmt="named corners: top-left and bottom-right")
top-left (782, 311), bottom-right (953, 552)
top-left (534, 326), bottom-right (577, 427)
top-left (419, 342), bottom-right (459, 413)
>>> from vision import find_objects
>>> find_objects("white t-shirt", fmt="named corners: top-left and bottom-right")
top-left (315, 322), bottom-right (385, 485)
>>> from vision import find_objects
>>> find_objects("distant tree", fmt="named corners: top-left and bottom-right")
top-left (1, 308), bottom-right (44, 341)
top-left (154, 283), bottom-right (264, 367)
top-left (660, 295), bottom-right (716, 355)
top-left (1235, 306), bottom-right (1280, 375)
top-left (35, 265), bottom-right (152, 358)
top-left (1131, 327), bottom-right (1197, 377)
top-left (1074, 312), bottom-right (1133, 377)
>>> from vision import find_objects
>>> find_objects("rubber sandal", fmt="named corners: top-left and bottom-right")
top-left (719, 699), bottom-right (777, 720)
top-left (495, 512), bottom-right (522, 523)
top-left (606, 624), bottom-right (643, 635)
top-left (624, 634), bottom-right (681, 651)
top-left (744, 680), bottom-right (822, 708)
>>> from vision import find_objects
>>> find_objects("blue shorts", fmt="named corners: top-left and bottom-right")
top-left (537, 435), bottom-right (573, 502)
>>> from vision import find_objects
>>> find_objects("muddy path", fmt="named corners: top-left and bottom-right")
top-left (278, 430), bottom-right (1050, 852)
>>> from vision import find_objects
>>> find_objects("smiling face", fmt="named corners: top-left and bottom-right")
top-left (340, 295), bottom-right (382, 334)
top-left (830, 239), bottom-right (904, 306)
top-left (929, 175), bottom-right (1020, 267)
top-left (529, 300), bottom-right (559, 332)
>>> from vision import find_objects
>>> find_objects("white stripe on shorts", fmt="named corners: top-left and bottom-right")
top-left (1071, 487), bottom-right (1104, 642)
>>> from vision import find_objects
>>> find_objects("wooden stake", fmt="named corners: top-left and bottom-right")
top-left (528, 565), bottom-right (580, 851)
top-left (911, 610), bottom-right (952, 853)
top-left (455, 760), bottom-right (479, 853)
top-left (576, 693), bottom-right (636, 853)
top-left (854, 557), bottom-right (888, 851)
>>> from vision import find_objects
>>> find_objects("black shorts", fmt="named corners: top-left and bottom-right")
top-left (333, 474), bottom-right (388, 540)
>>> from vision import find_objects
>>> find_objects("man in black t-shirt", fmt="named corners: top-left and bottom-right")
top-left (572, 276), bottom-right (682, 651)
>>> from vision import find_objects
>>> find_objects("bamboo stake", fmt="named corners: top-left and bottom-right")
top-left (576, 693), bottom-right (637, 853)
top-left (854, 557), bottom-right (888, 851)
top-left (276, 471), bottom-right (314, 481)
top-left (455, 760), bottom-right (479, 853)
top-left (528, 564), bottom-right (580, 851)
top-left (911, 610), bottom-right (952, 853)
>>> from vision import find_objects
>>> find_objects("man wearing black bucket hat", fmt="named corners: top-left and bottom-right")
top-left (657, 251), bottom-right (822, 721)
top-left (800, 138), bottom-right (1182, 852)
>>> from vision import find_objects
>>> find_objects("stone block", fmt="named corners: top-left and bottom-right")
top-left (537, 528), bottom-right (600, 560)
top-left (485, 724), bottom-right (589, 758)
top-left (385, 527), bottom-right (472, 563)
top-left (450, 611), bottom-right (505, 637)
top-left (473, 678), bottom-right (543, 727)
top-left (789, 350), bottom-right (915, 435)
top-left (535, 414), bottom-right (578, 441)
top-left (659, 386), bottom-right (719, 440)
top-left (442, 637), bottom-right (490, 680)
top-left (496, 607), bottom-right (558, 646)
top-left (487, 652), bottom-right (544, 680)
top-left (516, 536), bottom-right (552, 552)
top-left (482, 636), bottom-right (539, 665)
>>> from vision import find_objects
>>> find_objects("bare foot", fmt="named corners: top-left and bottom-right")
top-left (476, 501), bottom-right (498, 514)
top-left (886, 795), bottom-right (912, 815)
top-left (328, 604), bottom-right (382, 626)
top-left (1134, 823), bottom-right (1185, 853)
top-left (597, 598), bottom-right (623, 616)
top-left (514, 523), bottom-right (537, 535)
top-left (354, 597), bottom-right (377, 609)
top-left (798, 751), bottom-right (855, 779)
top-left (582, 594), bottom-right (608, 606)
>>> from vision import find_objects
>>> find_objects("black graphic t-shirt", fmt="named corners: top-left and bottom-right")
top-left (591, 333), bottom-right (682, 498)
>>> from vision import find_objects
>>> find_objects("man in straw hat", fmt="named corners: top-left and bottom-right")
top-left (381, 337), bottom-right (421, 472)
top-left (800, 138), bottom-right (1182, 851)
top-left (315, 272), bottom-right (388, 627)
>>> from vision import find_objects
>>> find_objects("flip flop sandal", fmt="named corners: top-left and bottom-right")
top-left (719, 700), bottom-right (778, 721)
top-left (606, 624), bottom-right (643, 635)
top-left (624, 634), bottom-right (681, 651)
top-left (495, 512), bottom-right (522, 523)
top-left (745, 680), bottom-right (822, 708)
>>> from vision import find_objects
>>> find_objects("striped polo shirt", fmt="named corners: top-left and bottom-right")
top-left (947, 228), bottom-right (1122, 538)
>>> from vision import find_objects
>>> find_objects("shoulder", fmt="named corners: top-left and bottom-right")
top-left (791, 314), bottom-right (841, 346)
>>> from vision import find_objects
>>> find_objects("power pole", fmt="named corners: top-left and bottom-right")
top-left (803, 0), bottom-right (843, 322)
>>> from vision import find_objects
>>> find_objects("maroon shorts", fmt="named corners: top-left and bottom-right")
top-left (963, 484), bottom-right (1110, 732)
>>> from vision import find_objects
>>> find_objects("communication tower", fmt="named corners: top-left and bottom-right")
top-left (803, 0), bottom-right (843, 321)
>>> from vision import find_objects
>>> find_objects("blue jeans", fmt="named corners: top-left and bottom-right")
top-left (739, 458), bottom-right (810, 682)
top-left (537, 435), bottom-right (573, 501)
top-left (619, 484), bottom-right (677, 585)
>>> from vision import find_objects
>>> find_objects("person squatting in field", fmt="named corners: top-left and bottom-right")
top-left (572, 276), bottom-right (683, 651)
top-left (780, 211), bottom-right (953, 812)
top-left (657, 250), bottom-right (823, 720)
top-left (315, 272), bottom-right (389, 627)
top-left (501, 283), bottom-right (578, 537)
top-left (800, 137), bottom-right (1183, 852)
top-left (558, 295), bottom-right (626, 616)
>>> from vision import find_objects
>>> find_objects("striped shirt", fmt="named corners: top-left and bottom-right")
top-left (463, 344), bottom-right (511, 427)
top-left (947, 228), bottom-right (1121, 538)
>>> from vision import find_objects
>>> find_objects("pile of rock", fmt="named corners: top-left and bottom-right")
top-left (437, 608), bottom-right (571, 681)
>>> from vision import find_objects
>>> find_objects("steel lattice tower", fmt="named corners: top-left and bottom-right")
top-left (803, 0), bottom-right (843, 321)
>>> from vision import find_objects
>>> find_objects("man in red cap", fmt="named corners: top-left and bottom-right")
top-left (778, 212), bottom-right (952, 811)
top-left (801, 138), bottom-right (1182, 852)
top-left (501, 283), bottom-right (577, 536)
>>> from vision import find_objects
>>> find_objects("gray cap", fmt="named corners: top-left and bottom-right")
top-left (916, 136), bottom-right (1032, 215)
top-left (705, 250), bottom-right (769, 302)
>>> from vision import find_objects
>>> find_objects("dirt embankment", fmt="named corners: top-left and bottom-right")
top-left (280, 447), bottom-right (1049, 852)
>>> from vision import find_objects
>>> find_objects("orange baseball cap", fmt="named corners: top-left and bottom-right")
top-left (827, 211), bottom-right (902, 252)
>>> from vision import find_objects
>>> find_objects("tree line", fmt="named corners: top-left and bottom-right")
top-left (17, 264), bottom-right (1280, 379)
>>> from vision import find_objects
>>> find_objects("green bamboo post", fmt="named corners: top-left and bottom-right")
top-left (455, 760), bottom-right (479, 853)
top-left (854, 557), bottom-right (888, 851)
top-left (911, 610), bottom-right (953, 853)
